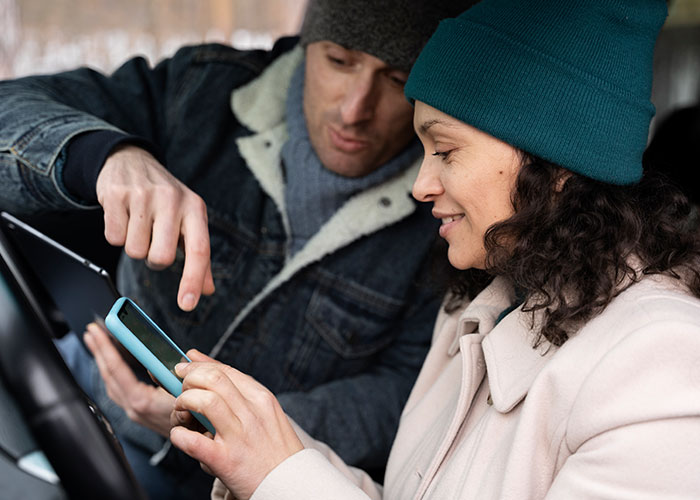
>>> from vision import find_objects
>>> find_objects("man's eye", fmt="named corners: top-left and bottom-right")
top-left (327, 55), bottom-right (348, 66)
top-left (386, 72), bottom-right (407, 87)
top-left (389, 75), bottom-right (407, 87)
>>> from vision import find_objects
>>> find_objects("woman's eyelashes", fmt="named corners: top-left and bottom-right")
top-left (432, 150), bottom-right (453, 160)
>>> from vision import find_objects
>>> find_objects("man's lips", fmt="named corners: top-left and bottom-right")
top-left (328, 126), bottom-right (370, 153)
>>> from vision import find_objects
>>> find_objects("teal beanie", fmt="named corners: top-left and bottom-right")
top-left (404, 0), bottom-right (668, 185)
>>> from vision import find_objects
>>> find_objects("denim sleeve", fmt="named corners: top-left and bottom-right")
top-left (276, 278), bottom-right (440, 473)
top-left (0, 54), bottom-right (173, 214)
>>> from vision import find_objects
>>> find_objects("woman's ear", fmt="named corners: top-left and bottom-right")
top-left (554, 170), bottom-right (572, 193)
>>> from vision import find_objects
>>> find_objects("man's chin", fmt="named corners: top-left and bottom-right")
top-left (318, 150), bottom-right (381, 177)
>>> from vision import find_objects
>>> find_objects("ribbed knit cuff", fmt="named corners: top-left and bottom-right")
top-left (62, 131), bottom-right (155, 203)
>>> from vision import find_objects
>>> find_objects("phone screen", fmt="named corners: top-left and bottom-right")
top-left (117, 300), bottom-right (186, 377)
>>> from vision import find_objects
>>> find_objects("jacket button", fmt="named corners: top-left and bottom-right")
top-left (379, 197), bottom-right (391, 207)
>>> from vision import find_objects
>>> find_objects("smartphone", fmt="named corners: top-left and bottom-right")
top-left (105, 297), bottom-right (215, 434)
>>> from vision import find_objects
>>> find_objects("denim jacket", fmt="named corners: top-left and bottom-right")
top-left (0, 38), bottom-right (441, 471)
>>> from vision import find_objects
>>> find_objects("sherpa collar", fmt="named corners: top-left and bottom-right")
top-left (213, 45), bottom-right (423, 358)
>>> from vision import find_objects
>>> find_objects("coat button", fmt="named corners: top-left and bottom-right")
top-left (379, 197), bottom-right (392, 207)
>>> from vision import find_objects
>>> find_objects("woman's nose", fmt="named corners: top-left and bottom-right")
top-left (412, 158), bottom-right (443, 202)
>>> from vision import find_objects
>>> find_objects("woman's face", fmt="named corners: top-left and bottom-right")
top-left (412, 101), bottom-right (522, 270)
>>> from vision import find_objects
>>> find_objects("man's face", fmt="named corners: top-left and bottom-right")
top-left (303, 41), bottom-right (416, 177)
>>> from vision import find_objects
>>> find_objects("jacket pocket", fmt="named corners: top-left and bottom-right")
top-left (120, 211), bottom-right (248, 332)
top-left (305, 277), bottom-right (404, 360)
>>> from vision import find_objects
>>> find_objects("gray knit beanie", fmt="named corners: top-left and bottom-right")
top-left (299, 0), bottom-right (481, 73)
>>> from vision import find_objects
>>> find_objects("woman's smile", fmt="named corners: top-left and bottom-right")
top-left (434, 211), bottom-right (465, 238)
top-left (412, 102), bottom-right (521, 270)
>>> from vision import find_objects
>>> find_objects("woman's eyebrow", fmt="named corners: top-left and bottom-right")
top-left (418, 118), bottom-right (456, 135)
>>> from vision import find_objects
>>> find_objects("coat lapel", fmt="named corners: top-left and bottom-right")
top-left (481, 303), bottom-right (557, 413)
top-left (412, 277), bottom-right (514, 499)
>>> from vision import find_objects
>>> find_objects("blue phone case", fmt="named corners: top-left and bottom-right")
top-left (105, 297), bottom-right (215, 434)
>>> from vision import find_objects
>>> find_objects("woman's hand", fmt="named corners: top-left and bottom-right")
top-left (170, 350), bottom-right (304, 500)
top-left (83, 323), bottom-right (175, 437)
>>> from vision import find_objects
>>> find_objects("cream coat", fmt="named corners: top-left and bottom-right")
top-left (213, 274), bottom-right (700, 499)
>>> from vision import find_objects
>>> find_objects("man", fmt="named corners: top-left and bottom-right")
top-left (0, 0), bottom-right (477, 497)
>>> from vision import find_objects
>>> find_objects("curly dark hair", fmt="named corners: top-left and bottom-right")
top-left (442, 154), bottom-right (700, 347)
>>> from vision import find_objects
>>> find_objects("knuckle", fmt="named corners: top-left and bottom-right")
top-left (103, 217), bottom-right (126, 244)
top-left (188, 240), bottom-right (210, 259)
top-left (125, 408), bottom-right (139, 421)
top-left (130, 185), bottom-right (149, 201)
top-left (124, 242), bottom-right (149, 260)
top-left (148, 248), bottom-right (176, 267)
top-left (221, 365), bottom-right (238, 381)
top-left (103, 229), bottom-right (125, 246)
top-left (99, 184), bottom-right (125, 202)
top-left (189, 194), bottom-right (207, 214)
top-left (154, 182), bottom-right (182, 202)
top-left (254, 389), bottom-right (278, 411)
top-left (200, 368), bottom-right (226, 388)
top-left (129, 394), bottom-right (149, 414)
top-left (198, 391), bottom-right (219, 412)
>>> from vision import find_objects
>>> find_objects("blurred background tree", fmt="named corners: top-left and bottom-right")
top-left (0, 0), bottom-right (307, 78)
top-left (0, 0), bottom-right (698, 133)
top-left (653, 0), bottom-right (700, 131)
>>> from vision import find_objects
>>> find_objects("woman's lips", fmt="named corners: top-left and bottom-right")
top-left (328, 126), bottom-right (370, 153)
top-left (436, 213), bottom-right (465, 238)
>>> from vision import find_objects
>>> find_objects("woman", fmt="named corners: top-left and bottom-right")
top-left (167, 0), bottom-right (700, 498)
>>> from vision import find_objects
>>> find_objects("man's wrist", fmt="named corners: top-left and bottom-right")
top-left (62, 130), bottom-right (155, 203)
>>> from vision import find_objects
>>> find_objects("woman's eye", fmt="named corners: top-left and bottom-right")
top-left (432, 150), bottom-right (452, 160)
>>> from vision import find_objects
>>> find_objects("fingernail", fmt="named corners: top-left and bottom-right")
top-left (175, 362), bottom-right (187, 374)
top-left (181, 293), bottom-right (196, 310)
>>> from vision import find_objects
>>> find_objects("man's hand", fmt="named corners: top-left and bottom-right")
top-left (83, 322), bottom-right (174, 437)
top-left (170, 350), bottom-right (304, 500)
top-left (96, 145), bottom-right (215, 311)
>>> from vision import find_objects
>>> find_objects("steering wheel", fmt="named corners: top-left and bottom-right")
top-left (0, 228), bottom-right (146, 500)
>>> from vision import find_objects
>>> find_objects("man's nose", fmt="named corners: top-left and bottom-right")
top-left (339, 73), bottom-right (377, 126)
